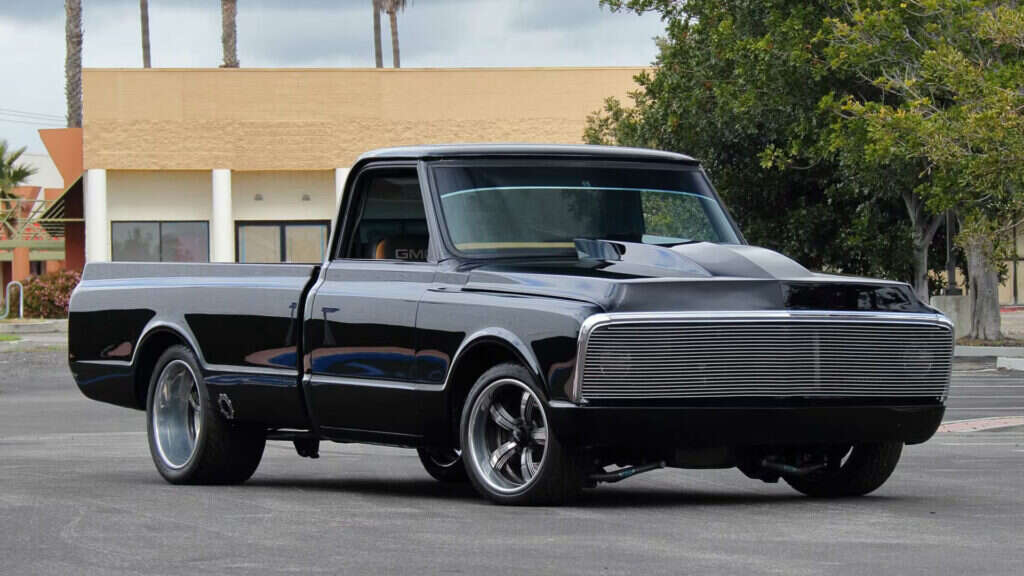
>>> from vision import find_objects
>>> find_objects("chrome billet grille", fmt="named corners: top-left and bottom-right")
top-left (579, 315), bottom-right (953, 401)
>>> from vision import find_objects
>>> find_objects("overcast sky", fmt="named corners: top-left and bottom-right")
top-left (1, 0), bottom-right (664, 154)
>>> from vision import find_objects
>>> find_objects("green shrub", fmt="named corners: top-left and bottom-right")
top-left (22, 269), bottom-right (81, 319)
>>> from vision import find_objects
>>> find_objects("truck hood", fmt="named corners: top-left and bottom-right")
top-left (458, 241), bottom-right (928, 314)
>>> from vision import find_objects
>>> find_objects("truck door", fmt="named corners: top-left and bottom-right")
top-left (304, 163), bottom-right (437, 441)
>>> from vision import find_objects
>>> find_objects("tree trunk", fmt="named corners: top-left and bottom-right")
top-left (964, 234), bottom-right (1003, 340)
top-left (373, 2), bottom-right (383, 68)
top-left (221, 0), bottom-right (239, 68)
top-left (388, 8), bottom-right (400, 68)
top-left (140, 0), bottom-right (151, 68)
top-left (65, 0), bottom-right (82, 128)
top-left (902, 190), bottom-right (942, 302)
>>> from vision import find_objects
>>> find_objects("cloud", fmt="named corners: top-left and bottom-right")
top-left (0, 0), bottom-right (663, 152)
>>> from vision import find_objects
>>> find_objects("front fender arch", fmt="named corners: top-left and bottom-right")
top-left (443, 328), bottom-right (544, 390)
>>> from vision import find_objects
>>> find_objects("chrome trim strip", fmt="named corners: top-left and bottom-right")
top-left (309, 374), bottom-right (442, 392)
top-left (204, 364), bottom-right (297, 377)
top-left (570, 310), bottom-right (953, 404)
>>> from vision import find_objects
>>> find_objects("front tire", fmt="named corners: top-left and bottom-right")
top-left (460, 363), bottom-right (581, 505)
top-left (146, 345), bottom-right (266, 485)
top-left (785, 442), bottom-right (903, 498)
top-left (416, 447), bottom-right (468, 483)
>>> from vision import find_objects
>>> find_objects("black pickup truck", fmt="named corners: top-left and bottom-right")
top-left (69, 145), bottom-right (953, 505)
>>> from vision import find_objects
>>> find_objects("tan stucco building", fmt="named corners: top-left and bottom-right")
top-left (80, 67), bottom-right (643, 265)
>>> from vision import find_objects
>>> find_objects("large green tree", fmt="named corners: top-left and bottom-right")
top-left (822, 0), bottom-right (1024, 338)
top-left (587, 1), bottom-right (936, 296)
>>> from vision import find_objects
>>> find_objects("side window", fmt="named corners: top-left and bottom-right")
top-left (342, 168), bottom-right (429, 261)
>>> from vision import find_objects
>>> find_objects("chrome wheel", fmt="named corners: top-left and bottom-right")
top-left (466, 378), bottom-right (548, 494)
top-left (152, 359), bottom-right (202, 469)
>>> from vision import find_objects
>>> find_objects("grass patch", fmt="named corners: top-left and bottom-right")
top-left (0, 334), bottom-right (20, 342)
top-left (957, 337), bottom-right (1024, 347)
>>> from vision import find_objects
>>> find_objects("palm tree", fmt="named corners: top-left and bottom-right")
top-left (65, 0), bottom-right (83, 127)
top-left (384, 0), bottom-right (407, 68)
top-left (372, 0), bottom-right (384, 68)
top-left (0, 140), bottom-right (38, 241)
top-left (140, 0), bottom-right (151, 68)
top-left (221, 0), bottom-right (239, 68)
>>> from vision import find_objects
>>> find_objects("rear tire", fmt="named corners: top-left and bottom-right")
top-left (146, 345), bottom-right (265, 485)
top-left (460, 363), bottom-right (581, 505)
top-left (416, 447), bottom-right (468, 483)
top-left (785, 442), bottom-right (903, 498)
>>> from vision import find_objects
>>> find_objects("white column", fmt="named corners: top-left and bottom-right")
top-left (334, 167), bottom-right (349, 210)
top-left (83, 169), bottom-right (108, 263)
top-left (332, 167), bottom-right (350, 234)
top-left (211, 169), bottom-right (234, 262)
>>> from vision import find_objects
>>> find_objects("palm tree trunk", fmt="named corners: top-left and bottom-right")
top-left (373, 2), bottom-right (383, 68)
top-left (140, 0), bottom-right (151, 68)
top-left (221, 0), bottom-right (239, 68)
top-left (388, 8), bottom-right (400, 68)
top-left (65, 0), bottom-right (83, 128)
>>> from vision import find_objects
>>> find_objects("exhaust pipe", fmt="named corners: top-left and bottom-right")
top-left (589, 461), bottom-right (666, 484)
top-left (759, 459), bottom-right (826, 477)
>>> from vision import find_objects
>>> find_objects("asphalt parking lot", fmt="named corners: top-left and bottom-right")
top-left (1, 344), bottom-right (1022, 575)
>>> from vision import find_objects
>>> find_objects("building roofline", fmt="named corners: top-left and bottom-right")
top-left (82, 66), bottom-right (648, 73)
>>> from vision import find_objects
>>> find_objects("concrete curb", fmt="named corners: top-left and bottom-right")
top-left (996, 357), bottom-right (1024, 371)
top-left (0, 320), bottom-right (68, 335)
top-left (955, 345), bottom-right (1024, 358)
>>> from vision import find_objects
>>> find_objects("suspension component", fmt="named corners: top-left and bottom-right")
top-left (588, 461), bottom-right (666, 484)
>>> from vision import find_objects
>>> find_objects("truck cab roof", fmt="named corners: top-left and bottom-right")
top-left (355, 144), bottom-right (700, 164)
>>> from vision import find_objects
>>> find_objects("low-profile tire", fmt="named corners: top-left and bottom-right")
top-left (416, 447), bottom-right (468, 483)
top-left (460, 363), bottom-right (581, 505)
top-left (784, 442), bottom-right (903, 498)
top-left (146, 345), bottom-right (266, 485)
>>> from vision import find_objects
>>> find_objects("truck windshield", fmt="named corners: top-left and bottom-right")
top-left (432, 162), bottom-right (740, 256)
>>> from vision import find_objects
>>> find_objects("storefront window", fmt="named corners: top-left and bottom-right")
top-left (237, 221), bottom-right (329, 263)
top-left (238, 224), bottom-right (282, 263)
top-left (112, 221), bottom-right (209, 262)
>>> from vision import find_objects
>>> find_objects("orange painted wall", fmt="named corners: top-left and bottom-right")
top-left (11, 247), bottom-right (30, 282)
top-left (39, 128), bottom-right (83, 185)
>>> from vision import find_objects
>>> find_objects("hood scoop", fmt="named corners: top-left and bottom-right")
top-left (574, 239), bottom-right (812, 279)
top-left (575, 238), bottom-right (711, 278)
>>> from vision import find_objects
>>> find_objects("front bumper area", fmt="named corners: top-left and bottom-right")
top-left (547, 401), bottom-right (945, 448)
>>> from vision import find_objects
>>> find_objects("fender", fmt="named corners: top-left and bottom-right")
top-left (443, 327), bottom-right (545, 391)
top-left (132, 319), bottom-right (207, 369)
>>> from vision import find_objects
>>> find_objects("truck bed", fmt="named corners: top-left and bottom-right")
top-left (69, 262), bottom-right (319, 427)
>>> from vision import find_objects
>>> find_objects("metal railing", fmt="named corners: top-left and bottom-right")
top-left (1, 281), bottom-right (24, 320)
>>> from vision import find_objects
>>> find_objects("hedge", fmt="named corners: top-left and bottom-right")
top-left (21, 269), bottom-right (81, 319)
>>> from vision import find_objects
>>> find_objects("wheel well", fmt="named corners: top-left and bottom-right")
top-left (445, 340), bottom-right (526, 446)
top-left (133, 330), bottom-right (189, 409)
